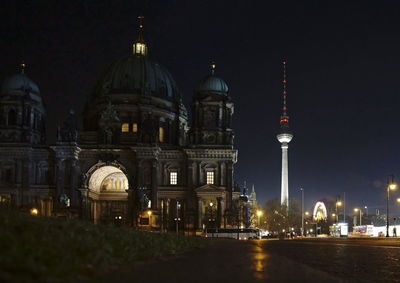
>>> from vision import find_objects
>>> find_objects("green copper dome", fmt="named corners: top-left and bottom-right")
top-left (2, 72), bottom-right (40, 95)
top-left (195, 75), bottom-right (229, 94)
top-left (195, 64), bottom-right (228, 94)
top-left (93, 54), bottom-right (181, 102)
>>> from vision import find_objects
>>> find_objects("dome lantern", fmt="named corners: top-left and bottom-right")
top-left (132, 15), bottom-right (147, 56)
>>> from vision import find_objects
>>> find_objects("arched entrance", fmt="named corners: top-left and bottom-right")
top-left (88, 165), bottom-right (129, 192)
top-left (87, 165), bottom-right (129, 225)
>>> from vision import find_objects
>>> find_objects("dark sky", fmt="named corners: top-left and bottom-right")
top-left (2, 0), bottom-right (400, 215)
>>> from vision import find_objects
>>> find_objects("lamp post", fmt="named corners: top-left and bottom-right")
top-left (147, 210), bottom-right (152, 228)
top-left (354, 208), bottom-right (362, 226)
top-left (386, 175), bottom-right (397, 237)
top-left (301, 188), bottom-right (304, 237)
top-left (257, 210), bottom-right (262, 227)
top-left (175, 200), bottom-right (180, 235)
top-left (210, 202), bottom-right (214, 237)
top-left (336, 201), bottom-right (342, 224)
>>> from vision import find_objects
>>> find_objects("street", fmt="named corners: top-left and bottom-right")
top-left (89, 238), bottom-right (400, 283)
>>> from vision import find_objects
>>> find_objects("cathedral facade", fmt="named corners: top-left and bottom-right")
top-left (0, 21), bottom-right (243, 232)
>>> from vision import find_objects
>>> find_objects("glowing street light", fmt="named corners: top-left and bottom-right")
top-left (335, 201), bottom-right (342, 224)
top-left (256, 210), bottom-right (262, 227)
top-left (147, 210), bottom-right (152, 227)
top-left (386, 175), bottom-right (397, 237)
top-left (354, 208), bottom-right (362, 226)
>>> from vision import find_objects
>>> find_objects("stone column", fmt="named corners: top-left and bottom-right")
top-left (220, 162), bottom-right (225, 186)
top-left (165, 198), bottom-right (170, 232)
top-left (55, 158), bottom-right (65, 199)
top-left (151, 160), bottom-right (158, 209)
top-left (198, 162), bottom-right (202, 186)
top-left (70, 158), bottom-right (80, 208)
top-left (160, 199), bottom-right (164, 232)
top-left (197, 197), bottom-right (203, 230)
top-left (226, 161), bottom-right (233, 209)
top-left (217, 197), bottom-right (222, 228)
top-left (16, 160), bottom-right (22, 183)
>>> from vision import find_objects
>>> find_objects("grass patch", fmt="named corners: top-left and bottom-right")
top-left (0, 210), bottom-right (211, 282)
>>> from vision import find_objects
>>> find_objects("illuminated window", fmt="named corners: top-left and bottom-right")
top-left (132, 123), bottom-right (138, 133)
top-left (133, 43), bottom-right (147, 56)
top-left (206, 171), bottom-right (214, 185)
top-left (121, 123), bottom-right (129, 132)
top-left (170, 172), bottom-right (177, 185)
top-left (159, 127), bottom-right (164, 142)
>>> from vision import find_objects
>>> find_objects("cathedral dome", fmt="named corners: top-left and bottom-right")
top-left (195, 63), bottom-right (228, 94)
top-left (92, 54), bottom-right (181, 102)
top-left (1, 71), bottom-right (40, 95)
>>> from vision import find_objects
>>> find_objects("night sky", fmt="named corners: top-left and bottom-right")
top-left (2, 0), bottom-right (400, 214)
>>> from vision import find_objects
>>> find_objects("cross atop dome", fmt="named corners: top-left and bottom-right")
top-left (133, 15), bottom-right (147, 56)
top-left (210, 61), bottom-right (216, 75)
top-left (20, 61), bottom-right (26, 74)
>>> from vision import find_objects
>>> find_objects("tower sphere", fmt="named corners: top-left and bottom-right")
top-left (277, 133), bottom-right (293, 144)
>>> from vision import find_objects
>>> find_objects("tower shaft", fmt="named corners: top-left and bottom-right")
top-left (280, 143), bottom-right (289, 207)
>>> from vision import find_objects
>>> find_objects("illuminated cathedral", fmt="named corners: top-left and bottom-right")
top-left (0, 18), bottom-right (245, 232)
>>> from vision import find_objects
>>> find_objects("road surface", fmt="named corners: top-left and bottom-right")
top-left (86, 238), bottom-right (400, 282)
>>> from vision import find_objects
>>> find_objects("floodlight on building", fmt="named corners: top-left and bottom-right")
top-left (30, 208), bottom-right (38, 215)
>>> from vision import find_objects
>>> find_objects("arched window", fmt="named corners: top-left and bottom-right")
top-left (132, 123), bottom-right (138, 133)
top-left (159, 127), bottom-right (164, 142)
top-left (7, 109), bottom-right (16, 126)
top-left (121, 123), bottom-right (129, 132)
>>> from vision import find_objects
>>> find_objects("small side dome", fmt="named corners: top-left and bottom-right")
top-left (1, 63), bottom-right (40, 95)
top-left (195, 63), bottom-right (228, 94)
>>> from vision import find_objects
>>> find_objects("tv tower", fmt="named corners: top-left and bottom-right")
top-left (276, 60), bottom-right (293, 208)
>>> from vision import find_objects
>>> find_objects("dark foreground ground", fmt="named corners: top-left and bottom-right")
top-left (86, 238), bottom-right (400, 283)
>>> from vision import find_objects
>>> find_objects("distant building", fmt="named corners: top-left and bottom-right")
top-left (249, 184), bottom-right (258, 209)
top-left (0, 18), bottom-right (243, 232)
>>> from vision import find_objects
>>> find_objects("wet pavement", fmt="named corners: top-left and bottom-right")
top-left (87, 238), bottom-right (400, 283)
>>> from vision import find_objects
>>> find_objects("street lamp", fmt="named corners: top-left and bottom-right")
top-left (256, 210), bottom-right (262, 227)
top-left (336, 201), bottom-right (342, 224)
top-left (386, 175), bottom-right (397, 237)
top-left (147, 210), bottom-right (152, 227)
top-left (301, 188), bottom-right (304, 237)
top-left (354, 208), bottom-right (362, 226)
top-left (209, 202), bottom-right (214, 237)
top-left (175, 200), bottom-right (181, 235)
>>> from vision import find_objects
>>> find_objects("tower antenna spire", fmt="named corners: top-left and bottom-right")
top-left (280, 60), bottom-right (289, 128)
